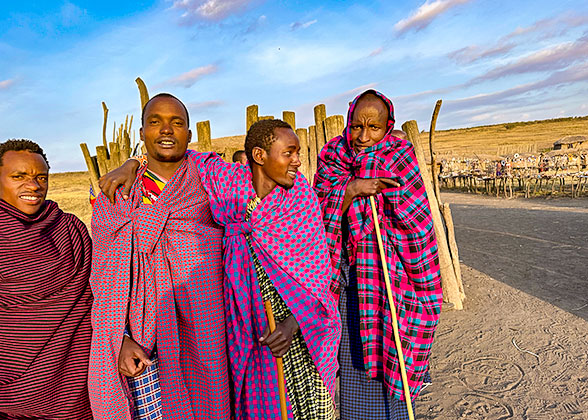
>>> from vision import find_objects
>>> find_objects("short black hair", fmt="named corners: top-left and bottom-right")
top-left (141, 93), bottom-right (190, 127)
top-left (0, 139), bottom-right (50, 169)
top-left (245, 119), bottom-right (292, 164)
top-left (232, 150), bottom-right (246, 163)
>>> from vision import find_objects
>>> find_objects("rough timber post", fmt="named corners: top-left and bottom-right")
top-left (314, 104), bottom-right (327, 153)
top-left (296, 128), bottom-right (311, 181)
top-left (324, 115), bottom-right (344, 144)
top-left (196, 120), bottom-right (212, 152)
top-left (135, 77), bottom-right (150, 110)
top-left (246, 105), bottom-right (259, 131)
top-left (282, 111), bottom-right (296, 130)
top-left (101, 102), bottom-right (109, 150)
top-left (429, 100), bottom-right (442, 203)
top-left (80, 143), bottom-right (100, 194)
top-left (402, 120), bottom-right (464, 309)
top-left (308, 125), bottom-right (318, 179)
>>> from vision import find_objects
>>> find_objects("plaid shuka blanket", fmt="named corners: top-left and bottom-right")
top-left (89, 156), bottom-right (230, 419)
top-left (313, 89), bottom-right (442, 402)
top-left (192, 151), bottom-right (341, 420)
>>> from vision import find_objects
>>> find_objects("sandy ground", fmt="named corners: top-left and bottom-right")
top-left (416, 193), bottom-right (588, 419)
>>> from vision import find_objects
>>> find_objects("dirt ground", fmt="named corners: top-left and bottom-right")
top-left (417, 193), bottom-right (588, 419)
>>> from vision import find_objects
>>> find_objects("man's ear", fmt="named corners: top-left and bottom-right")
top-left (252, 146), bottom-right (266, 166)
top-left (139, 127), bottom-right (144, 142)
top-left (187, 129), bottom-right (192, 143)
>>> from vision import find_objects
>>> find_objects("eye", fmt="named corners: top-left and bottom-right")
top-left (173, 120), bottom-right (184, 126)
top-left (149, 119), bottom-right (159, 125)
top-left (38, 176), bottom-right (48, 182)
top-left (11, 175), bottom-right (24, 180)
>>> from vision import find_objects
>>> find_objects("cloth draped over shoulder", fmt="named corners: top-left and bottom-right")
top-left (191, 151), bottom-right (341, 420)
top-left (89, 156), bottom-right (229, 419)
top-left (0, 200), bottom-right (93, 419)
top-left (313, 89), bottom-right (443, 402)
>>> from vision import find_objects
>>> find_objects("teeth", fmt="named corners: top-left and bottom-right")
top-left (161, 141), bottom-right (173, 145)
top-left (21, 196), bottom-right (39, 201)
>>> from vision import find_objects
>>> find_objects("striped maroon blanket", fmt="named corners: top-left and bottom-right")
top-left (89, 157), bottom-right (230, 419)
top-left (313, 90), bottom-right (442, 401)
top-left (0, 199), bottom-right (93, 419)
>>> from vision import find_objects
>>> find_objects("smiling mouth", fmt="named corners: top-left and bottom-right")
top-left (19, 195), bottom-right (42, 203)
top-left (287, 169), bottom-right (297, 179)
top-left (157, 138), bottom-right (176, 147)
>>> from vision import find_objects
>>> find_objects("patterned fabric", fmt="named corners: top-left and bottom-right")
top-left (191, 151), bottom-right (340, 420)
top-left (141, 169), bottom-right (167, 204)
top-left (0, 200), bottom-right (94, 419)
top-left (127, 356), bottom-right (163, 420)
top-left (313, 89), bottom-right (442, 402)
top-left (90, 156), bottom-right (230, 420)
top-left (338, 253), bottom-right (414, 420)
top-left (245, 198), bottom-right (335, 420)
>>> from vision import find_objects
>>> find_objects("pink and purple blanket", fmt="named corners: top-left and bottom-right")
top-left (313, 89), bottom-right (443, 402)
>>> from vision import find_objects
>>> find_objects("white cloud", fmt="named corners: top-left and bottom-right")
top-left (0, 79), bottom-right (15, 90)
top-left (471, 35), bottom-right (588, 83)
top-left (162, 64), bottom-right (219, 88)
top-left (186, 99), bottom-right (224, 112)
top-left (172, 0), bottom-right (259, 22)
top-left (394, 0), bottom-right (472, 35)
top-left (290, 19), bottom-right (317, 31)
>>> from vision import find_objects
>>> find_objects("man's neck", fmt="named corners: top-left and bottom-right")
top-left (251, 165), bottom-right (276, 200)
top-left (146, 156), bottom-right (185, 180)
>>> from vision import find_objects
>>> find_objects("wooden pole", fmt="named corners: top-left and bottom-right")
top-left (369, 196), bottom-right (415, 420)
top-left (264, 301), bottom-right (288, 420)
top-left (324, 115), bottom-right (342, 145)
top-left (308, 125), bottom-right (318, 179)
top-left (80, 143), bottom-right (100, 193)
top-left (246, 105), bottom-right (259, 131)
top-left (101, 102), bottom-right (109, 151)
top-left (296, 128), bottom-right (311, 181)
top-left (402, 120), bottom-right (463, 309)
top-left (314, 104), bottom-right (327, 153)
top-left (282, 111), bottom-right (296, 130)
top-left (429, 100), bottom-right (442, 203)
top-left (441, 203), bottom-right (465, 300)
top-left (196, 120), bottom-right (212, 152)
top-left (135, 77), bottom-right (150, 110)
top-left (95, 146), bottom-right (109, 178)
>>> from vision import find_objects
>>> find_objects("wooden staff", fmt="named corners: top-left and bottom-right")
top-left (264, 301), bottom-right (288, 420)
top-left (368, 196), bottom-right (414, 420)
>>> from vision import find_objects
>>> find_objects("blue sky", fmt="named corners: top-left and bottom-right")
top-left (1, 0), bottom-right (587, 171)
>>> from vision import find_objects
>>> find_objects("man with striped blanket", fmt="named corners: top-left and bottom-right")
top-left (0, 140), bottom-right (93, 419)
top-left (90, 93), bottom-right (230, 420)
top-left (313, 90), bottom-right (443, 419)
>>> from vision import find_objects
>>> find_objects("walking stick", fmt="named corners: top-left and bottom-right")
top-left (264, 300), bottom-right (288, 420)
top-left (369, 195), bottom-right (415, 420)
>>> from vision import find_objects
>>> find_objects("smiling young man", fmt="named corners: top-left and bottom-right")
top-left (89, 93), bottom-right (230, 420)
top-left (100, 118), bottom-right (341, 420)
top-left (314, 90), bottom-right (442, 420)
top-left (0, 140), bottom-right (94, 419)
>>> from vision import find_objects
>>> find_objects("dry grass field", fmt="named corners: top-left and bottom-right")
top-left (47, 171), bottom-right (93, 227)
top-left (423, 115), bottom-right (588, 159)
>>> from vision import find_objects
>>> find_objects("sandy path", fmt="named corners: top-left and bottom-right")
top-left (416, 193), bottom-right (588, 419)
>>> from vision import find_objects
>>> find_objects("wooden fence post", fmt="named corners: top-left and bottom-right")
top-left (403, 120), bottom-right (464, 309)
top-left (296, 128), bottom-right (311, 181)
top-left (308, 125), bottom-right (318, 179)
top-left (283, 111), bottom-right (296, 130)
top-left (135, 78), bottom-right (150, 110)
top-left (324, 115), bottom-right (344, 144)
top-left (197, 120), bottom-right (212, 152)
top-left (314, 104), bottom-right (327, 153)
top-left (246, 105), bottom-right (259, 131)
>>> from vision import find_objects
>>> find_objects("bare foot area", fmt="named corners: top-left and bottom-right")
top-left (417, 193), bottom-right (588, 419)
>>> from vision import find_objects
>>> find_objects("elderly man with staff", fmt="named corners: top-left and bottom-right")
top-left (313, 89), bottom-right (443, 420)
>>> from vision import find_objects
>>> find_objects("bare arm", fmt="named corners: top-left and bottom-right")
top-left (99, 159), bottom-right (141, 204)
top-left (341, 177), bottom-right (400, 213)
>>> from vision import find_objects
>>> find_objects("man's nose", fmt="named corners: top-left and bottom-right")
top-left (26, 178), bottom-right (42, 190)
top-left (359, 129), bottom-right (369, 142)
top-left (160, 122), bottom-right (173, 133)
top-left (292, 152), bottom-right (301, 167)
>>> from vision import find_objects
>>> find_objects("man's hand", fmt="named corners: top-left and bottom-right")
top-left (118, 335), bottom-right (153, 377)
top-left (99, 159), bottom-right (141, 204)
top-left (259, 314), bottom-right (299, 358)
top-left (342, 177), bottom-right (400, 212)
